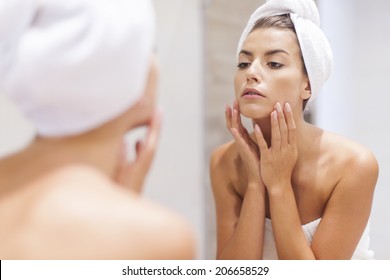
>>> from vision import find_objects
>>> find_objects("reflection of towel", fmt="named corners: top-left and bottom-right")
top-left (1, 0), bottom-right (154, 137)
top-left (237, 0), bottom-right (333, 100)
top-left (263, 218), bottom-right (375, 260)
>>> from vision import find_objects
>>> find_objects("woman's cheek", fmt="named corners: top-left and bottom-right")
top-left (234, 74), bottom-right (244, 99)
top-left (273, 73), bottom-right (302, 102)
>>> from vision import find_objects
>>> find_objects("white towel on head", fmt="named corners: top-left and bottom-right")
top-left (1, 0), bottom-right (155, 137)
top-left (0, 0), bottom-right (36, 79)
top-left (237, 0), bottom-right (333, 100)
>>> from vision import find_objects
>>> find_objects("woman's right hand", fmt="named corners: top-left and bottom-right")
top-left (225, 100), bottom-right (263, 186)
top-left (114, 110), bottom-right (162, 193)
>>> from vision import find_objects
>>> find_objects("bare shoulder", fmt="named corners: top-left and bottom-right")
top-left (321, 131), bottom-right (379, 189)
top-left (309, 130), bottom-right (378, 259)
top-left (13, 165), bottom-right (195, 259)
top-left (210, 141), bottom-right (238, 188)
top-left (210, 140), bottom-right (238, 176)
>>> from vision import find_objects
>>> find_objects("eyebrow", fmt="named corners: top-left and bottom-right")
top-left (238, 49), bottom-right (254, 57)
top-left (265, 49), bottom-right (290, 56)
top-left (238, 49), bottom-right (290, 57)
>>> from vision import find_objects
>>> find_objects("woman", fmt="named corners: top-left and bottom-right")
top-left (0, 0), bottom-right (194, 259)
top-left (210, 0), bottom-right (378, 259)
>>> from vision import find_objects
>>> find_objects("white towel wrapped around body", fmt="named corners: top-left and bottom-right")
top-left (262, 218), bottom-right (375, 260)
top-left (237, 0), bottom-right (333, 100)
top-left (0, 0), bottom-right (155, 137)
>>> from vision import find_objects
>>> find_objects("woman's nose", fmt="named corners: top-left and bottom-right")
top-left (246, 61), bottom-right (261, 83)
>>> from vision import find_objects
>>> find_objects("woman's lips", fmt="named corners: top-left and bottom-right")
top-left (241, 88), bottom-right (265, 98)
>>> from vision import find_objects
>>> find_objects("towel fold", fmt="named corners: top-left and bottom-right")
top-left (237, 0), bottom-right (333, 100)
top-left (1, 0), bottom-right (155, 137)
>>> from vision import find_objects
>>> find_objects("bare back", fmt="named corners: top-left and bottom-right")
top-left (0, 156), bottom-right (194, 259)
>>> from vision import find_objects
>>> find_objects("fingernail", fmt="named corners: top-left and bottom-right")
top-left (272, 111), bottom-right (277, 120)
top-left (285, 102), bottom-right (291, 112)
top-left (276, 103), bottom-right (282, 112)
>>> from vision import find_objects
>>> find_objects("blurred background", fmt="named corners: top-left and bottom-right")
top-left (0, 0), bottom-right (389, 259)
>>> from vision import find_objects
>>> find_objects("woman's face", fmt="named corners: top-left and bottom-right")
top-left (234, 28), bottom-right (310, 120)
top-left (122, 54), bottom-right (158, 130)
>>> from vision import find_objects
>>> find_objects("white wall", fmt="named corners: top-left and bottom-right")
top-left (0, 96), bottom-right (34, 157)
top-left (317, 0), bottom-right (390, 259)
top-left (0, 0), bottom-right (206, 258)
top-left (146, 0), bottom-right (205, 258)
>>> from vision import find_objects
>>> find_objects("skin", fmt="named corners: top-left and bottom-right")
top-left (210, 28), bottom-right (378, 259)
top-left (0, 56), bottom-right (195, 259)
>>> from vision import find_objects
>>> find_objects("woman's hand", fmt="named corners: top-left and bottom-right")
top-left (226, 100), bottom-right (263, 186)
top-left (115, 110), bottom-right (162, 193)
top-left (254, 102), bottom-right (298, 191)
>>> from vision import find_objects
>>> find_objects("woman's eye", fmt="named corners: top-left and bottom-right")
top-left (268, 62), bottom-right (283, 69)
top-left (237, 62), bottom-right (250, 69)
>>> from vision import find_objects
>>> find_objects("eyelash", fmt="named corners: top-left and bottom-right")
top-left (237, 62), bottom-right (250, 69)
top-left (267, 62), bottom-right (283, 69)
top-left (236, 62), bottom-right (284, 70)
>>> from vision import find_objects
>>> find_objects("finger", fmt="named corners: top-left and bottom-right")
top-left (247, 135), bottom-right (260, 157)
top-left (234, 99), bottom-right (239, 111)
top-left (119, 140), bottom-right (127, 162)
top-left (232, 107), bottom-right (240, 131)
top-left (284, 102), bottom-right (297, 145)
top-left (233, 101), bottom-right (248, 137)
top-left (270, 109), bottom-right (281, 149)
top-left (145, 109), bottom-right (162, 152)
top-left (235, 100), bottom-right (249, 136)
top-left (275, 102), bottom-right (288, 146)
top-left (225, 104), bottom-right (232, 129)
top-left (137, 109), bottom-right (162, 168)
top-left (135, 140), bottom-right (143, 157)
top-left (230, 127), bottom-right (253, 158)
top-left (234, 100), bottom-right (243, 129)
top-left (230, 127), bottom-right (242, 143)
top-left (254, 124), bottom-right (268, 155)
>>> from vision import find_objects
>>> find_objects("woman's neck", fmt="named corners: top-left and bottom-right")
top-left (252, 114), bottom-right (316, 160)
top-left (31, 130), bottom-right (123, 178)
top-left (27, 107), bottom-right (144, 179)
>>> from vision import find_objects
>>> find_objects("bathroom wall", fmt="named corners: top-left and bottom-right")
top-left (147, 0), bottom-right (205, 258)
top-left (316, 0), bottom-right (390, 259)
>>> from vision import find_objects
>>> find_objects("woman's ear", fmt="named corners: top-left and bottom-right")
top-left (301, 78), bottom-right (311, 100)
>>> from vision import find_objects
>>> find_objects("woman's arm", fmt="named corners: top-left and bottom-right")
top-left (266, 151), bottom-right (377, 259)
top-left (210, 101), bottom-right (267, 259)
top-left (255, 102), bottom-right (314, 259)
top-left (255, 102), bottom-right (378, 259)
top-left (210, 146), bottom-right (265, 259)
top-left (310, 150), bottom-right (378, 259)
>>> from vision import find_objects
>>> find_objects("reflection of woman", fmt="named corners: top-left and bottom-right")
top-left (0, 0), bottom-right (194, 259)
top-left (210, 0), bottom-right (378, 259)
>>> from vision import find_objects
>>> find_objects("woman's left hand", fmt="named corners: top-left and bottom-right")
top-left (254, 102), bottom-right (298, 191)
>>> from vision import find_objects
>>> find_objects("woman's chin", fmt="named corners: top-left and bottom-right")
top-left (239, 104), bottom-right (271, 120)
